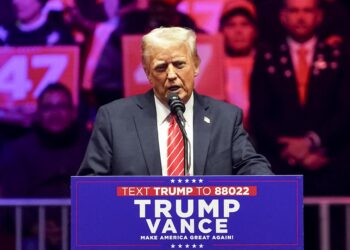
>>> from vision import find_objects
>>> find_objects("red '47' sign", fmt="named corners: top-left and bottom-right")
top-left (0, 46), bottom-right (79, 125)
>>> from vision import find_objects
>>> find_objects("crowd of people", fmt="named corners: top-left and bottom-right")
top-left (0, 0), bottom-right (350, 249)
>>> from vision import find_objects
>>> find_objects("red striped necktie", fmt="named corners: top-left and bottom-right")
top-left (296, 46), bottom-right (310, 105)
top-left (167, 115), bottom-right (185, 176)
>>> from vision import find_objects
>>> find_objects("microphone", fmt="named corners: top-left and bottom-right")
top-left (167, 93), bottom-right (186, 124)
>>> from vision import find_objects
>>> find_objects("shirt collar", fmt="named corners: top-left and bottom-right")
top-left (287, 36), bottom-right (318, 52)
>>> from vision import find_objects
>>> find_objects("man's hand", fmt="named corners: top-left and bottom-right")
top-left (277, 136), bottom-right (312, 165)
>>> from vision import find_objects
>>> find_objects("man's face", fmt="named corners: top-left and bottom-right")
top-left (38, 91), bottom-right (75, 134)
top-left (222, 15), bottom-right (257, 55)
top-left (280, 0), bottom-right (323, 42)
top-left (145, 43), bottom-right (198, 105)
top-left (12, 0), bottom-right (42, 24)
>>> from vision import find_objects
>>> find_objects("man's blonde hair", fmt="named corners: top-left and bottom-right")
top-left (141, 27), bottom-right (201, 74)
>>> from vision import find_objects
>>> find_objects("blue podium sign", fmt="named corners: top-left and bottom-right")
top-left (71, 176), bottom-right (303, 250)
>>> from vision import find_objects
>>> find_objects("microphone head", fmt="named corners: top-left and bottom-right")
top-left (167, 93), bottom-right (185, 114)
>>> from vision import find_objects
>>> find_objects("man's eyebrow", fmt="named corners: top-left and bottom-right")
top-left (154, 61), bottom-right (167, 65)
top-left (172, 58), bottom-right (186, 62)
top-left (154, 62), bottom-right (167, 67)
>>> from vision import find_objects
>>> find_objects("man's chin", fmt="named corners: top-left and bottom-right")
top-left (163, 90), bottom-right (190, 103)
top-left (179, 92), bottom-right (192, 104)
top-left (290, 32), bottom-right (314, 42)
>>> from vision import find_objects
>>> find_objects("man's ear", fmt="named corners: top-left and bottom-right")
top-left (142, 64), bottom-right (151, 81)
top-left (142, 62), bottom-right (148, 76)
top-left (279, 10), bottom-right (287, 27)
top-left (194, 66), bottom-right (199, 76)
top-left (315, 9), bottom-right (324, 26)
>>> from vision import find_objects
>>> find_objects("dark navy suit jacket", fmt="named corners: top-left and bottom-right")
top-left (78, 91), bottom-right (272, 176)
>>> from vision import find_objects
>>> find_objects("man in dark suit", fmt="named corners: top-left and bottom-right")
top-left (250, 0), bottom-right (350, 195)
top-left (250, 2), bottom-right (350, 248)
top-left (78, 26), bottom-right (272, 176)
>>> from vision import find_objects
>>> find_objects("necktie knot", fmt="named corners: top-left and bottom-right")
top-left (297, 47), bottom-right (308, 57)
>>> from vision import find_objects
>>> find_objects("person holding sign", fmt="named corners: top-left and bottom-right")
top-left (78, 26), bottom-right (273, 176)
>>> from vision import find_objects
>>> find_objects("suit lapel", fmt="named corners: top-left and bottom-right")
top-left (133, 91), bottom-right (162, 175)
top-left (280, 42), bottom-right (302, 109)
top-left (193, 93), bottom-right (211, 175)
top-left (307, 42), bottom-right (326, 104)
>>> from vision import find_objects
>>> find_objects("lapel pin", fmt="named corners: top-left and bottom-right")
top-left (330, 62), bottom-right (338, 69)
top-left (204, 116), bottom-right (210, 124)
top-left (280, 57), bottom-right (288, 64)
top-left (264, 52), bottom-right (272, 60)
top-left (267, 66), bottom-right (276, 74)
top-left (333, 49), bottom-right (340, 57)
top-left (314, 58), bottom-right (327, 70)
top-left (284, 69), bottom-right (292, 78)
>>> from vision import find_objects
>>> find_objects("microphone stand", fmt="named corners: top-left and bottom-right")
top-left (175, 115), bottom-right (190, 176)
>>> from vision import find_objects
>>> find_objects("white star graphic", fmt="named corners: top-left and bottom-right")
top-left (192, 244), bottom-right (197, 248)
top-left (192, 179), bottom-right (197, 183)
top-left (185, 179), bottom-right (190, 183)
top-left (171, 179), bottom-right (175, 183)
top-left (178, 179), bottom-right (183, 183)
top-left (199, 244), bottom-right (204, 248)
top-left (185, 244), bottom-right (190, 248)
top-left (198, 179), bottom-right (203, 183)
top-left (171, 244), bottom-right (176, 248)
top-left (178, 244), bottom-right (183, 248)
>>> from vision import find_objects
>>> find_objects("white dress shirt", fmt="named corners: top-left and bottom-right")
top-left (154, 93), bottom-right (194, 176)
top-left (287, 36), bottom-right (317, 70)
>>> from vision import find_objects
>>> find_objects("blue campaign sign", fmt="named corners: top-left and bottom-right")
top-left (71, 176), bottom-right (303, 250)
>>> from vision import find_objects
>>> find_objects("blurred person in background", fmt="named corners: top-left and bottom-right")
top-left (92, 0), bottom-right (203, 107)
top-left (0, 0), bottom-right (75, 45)
top-left (219, 0), bottom-right (258, 128)
top-left (250, 0), bottom-right (350, 195)
top-left (117, 0), bottom-right (203, 34)
top-left (80, 0), bottom-right (132, 109)
top-left (0, 83), bottom-right (89, 197)
top-left (0, 83), bottom-right (90, 249)
top-left (254, 0), bottom-right (350, 46)
top-left (249, 0), bottom-right (350, 249)
top-left (0, 0), bottom-right (84, 145)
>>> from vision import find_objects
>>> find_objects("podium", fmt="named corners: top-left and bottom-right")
top-left (71, 176), bottom-right (303, 250)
